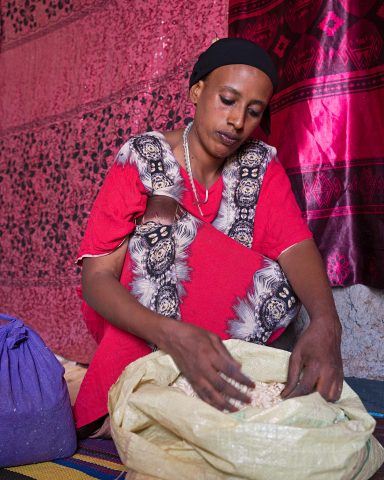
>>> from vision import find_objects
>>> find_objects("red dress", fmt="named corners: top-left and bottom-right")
top-left (74, 132), bottom-right (312, 428)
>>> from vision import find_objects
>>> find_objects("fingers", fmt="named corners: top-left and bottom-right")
top-left (282, 353), bottom-right (343, 402)
top-left (212, 341), bottom-right (255, 389)
top-left (194, 373), bottom-right (251, 412)
top-left (282, 364), bottom-right (319, 399)
top-left (281, 351), bottom-right (302, 398)
top-left (171, 329), bottom-right (255, 411)
top-left (193, 344), bottom-right (255, 410)
top-left (286, 372), bottom-right (343, 402)
top-left (318, 381), bottom-right (342, 402)
top-left (280, 320), bottom-right (344, 403)
top-left (315, 366), bottom-right (344, 402)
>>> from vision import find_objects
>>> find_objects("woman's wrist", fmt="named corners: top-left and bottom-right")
top-left (307, 312), bottom-right (342, 342)
top-left (151, 314), bottom-right (180, 351)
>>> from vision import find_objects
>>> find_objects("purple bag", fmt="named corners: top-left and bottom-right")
top-left (0, 314), bottom-right (77, 467)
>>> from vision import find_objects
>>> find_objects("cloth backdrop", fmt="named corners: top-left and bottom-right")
top-left (0, 0), bottom-right (227, 362)
top-left (229, 0), bottom-right (384, 288)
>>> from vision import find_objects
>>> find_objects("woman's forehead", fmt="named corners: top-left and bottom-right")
top-left (206, 64), bottom-right (274, 91)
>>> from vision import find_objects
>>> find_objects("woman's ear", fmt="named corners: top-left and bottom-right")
top-left (189, 80), bottom-right (204, 105)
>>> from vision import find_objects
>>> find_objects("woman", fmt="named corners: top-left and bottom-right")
top-left (75, 38), bottom-right (343, 436)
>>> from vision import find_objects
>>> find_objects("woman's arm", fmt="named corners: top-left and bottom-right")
top-left (278, 238), bottom-right (343, 401)
top-left (82, 241), bottom-right (255, 411)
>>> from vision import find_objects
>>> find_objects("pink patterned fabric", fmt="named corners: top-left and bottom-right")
top-left (229, 0), bottom-right (384, 288)
top-left (0, 0), bottom-right (227, 363)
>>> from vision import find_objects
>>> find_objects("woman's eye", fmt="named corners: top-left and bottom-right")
top-left (220, 96), bottom-right (235, 106)
top-left (248, 109), bottom-right (261, 118)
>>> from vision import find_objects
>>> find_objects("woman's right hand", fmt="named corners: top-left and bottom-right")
top-left (159, 321), bottom-right (255, 411)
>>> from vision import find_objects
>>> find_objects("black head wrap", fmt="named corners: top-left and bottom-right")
top-left (189, 37), bottom-right (278, 135)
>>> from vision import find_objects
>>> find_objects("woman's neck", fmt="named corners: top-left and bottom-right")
top-left (190, 124), bottom-right (226, 188)
top-left (170, 127), bottom-right (225, 190)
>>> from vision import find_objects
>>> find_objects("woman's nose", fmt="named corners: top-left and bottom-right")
top-left (228, 106), bottom-right (246, 130)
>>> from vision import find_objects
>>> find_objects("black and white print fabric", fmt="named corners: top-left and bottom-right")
top-left (117, 132), bottom-right (184, 201)
top-left (228, 258), bottom-right (299, 344)
top-left (129, 215), bottom-right (200, 321)
top-left (213, 140), bottom-right (274, 249)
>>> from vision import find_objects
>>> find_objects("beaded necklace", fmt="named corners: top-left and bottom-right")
top-left (182, 122), bottom-right (209, 217)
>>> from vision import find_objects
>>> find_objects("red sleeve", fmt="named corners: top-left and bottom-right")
top-left (252, 158), bottom-right (313, 260)
top-left (77, 161), bottom-right (147, 263)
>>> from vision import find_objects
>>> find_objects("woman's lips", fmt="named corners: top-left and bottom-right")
top-left (217, 131), bottom-right (240, 146)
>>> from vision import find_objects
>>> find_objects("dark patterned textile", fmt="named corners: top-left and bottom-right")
top-left (0, 438), bottom-right (124, 479)
top-left (229, 0), bottom-right (384, 288)
top-left (0, 0), bottom-right (227, 362)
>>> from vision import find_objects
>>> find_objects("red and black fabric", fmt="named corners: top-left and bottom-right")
top-left (0, 0), bottom-right (228, 364)
top-left (229, 0), bottom-right (384, 288)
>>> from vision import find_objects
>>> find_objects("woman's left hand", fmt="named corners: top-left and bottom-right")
top-left (281, 317), bottom-right (343, 401)
top-left (278, 239), bottom-right (344, 402)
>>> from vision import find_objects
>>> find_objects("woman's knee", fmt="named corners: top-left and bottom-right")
top-left (140, 195), bottom-right (181, 225)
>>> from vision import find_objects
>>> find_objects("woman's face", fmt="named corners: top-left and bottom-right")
top-left (190, 64), bottom-right (274, 161)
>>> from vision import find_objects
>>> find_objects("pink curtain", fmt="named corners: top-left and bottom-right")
top-left (0, 0), bottom-right (227, 362)
top-left (229, 0), bottom-right (384, 288)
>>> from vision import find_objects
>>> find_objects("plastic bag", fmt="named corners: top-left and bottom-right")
top-left (0, 314), bottom-right (77, 467)
top-left (109, 339), bottom-right (384, 480)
